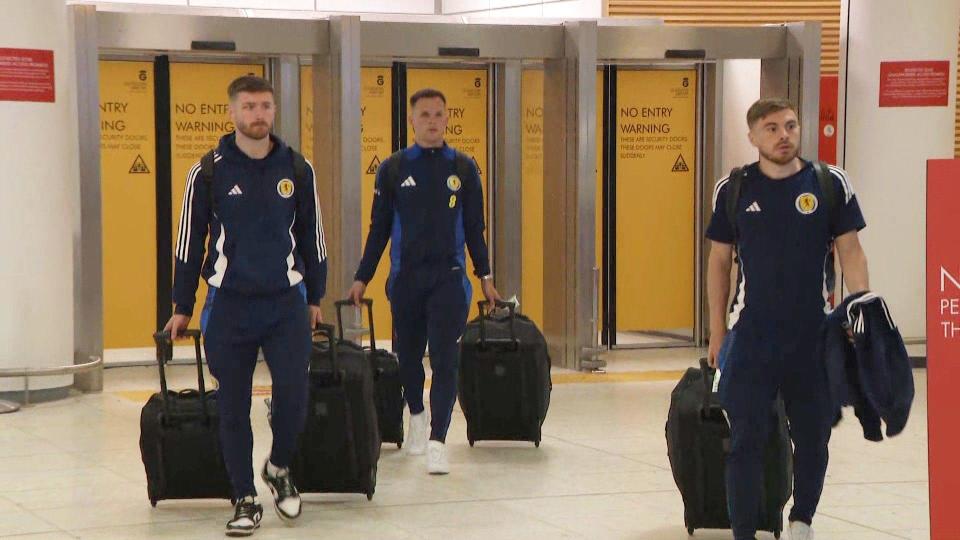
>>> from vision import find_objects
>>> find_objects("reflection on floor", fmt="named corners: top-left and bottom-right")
top-left (0, 347), bottom-right (929, 539)
top-left (613, 330), bottom-right (693, 348)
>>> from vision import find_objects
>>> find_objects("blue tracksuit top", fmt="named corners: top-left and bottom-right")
top-left (172, 132), bottom-right (327, 316)
top-left (706, 161), bottom-right (866, 336)
top-left (354, 142), bottom-right (491, 284)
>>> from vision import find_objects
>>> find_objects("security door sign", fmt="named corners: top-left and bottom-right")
top-left (406, 68), bottom-right (489, 310)
top-left (616, 69), bottom-right (697, 331)
top-left (362, 67), bottom-right (392, 183)
top-left (170, 62), bottom-right (264, 327)
top-left (99, 60), bottom-right (157, 348)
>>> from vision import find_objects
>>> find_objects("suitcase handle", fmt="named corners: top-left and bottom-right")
top-left (477, 300), bottom-right (518, 347)
top-left (334, 298), bottom-right (376, 349)
top-left (699, 358), bottom-right (720, 413)
top-left (311, 323), bottom-right (340, 376)
top-left (153, 330), bottom-right (210, 424)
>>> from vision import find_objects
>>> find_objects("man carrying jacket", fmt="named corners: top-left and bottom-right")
top-left (706, 98), bottom-right (871, 540)
top-left (348, 88), bottom-right (501, 475)
top-left (165, 75), bottom-right (326, 537)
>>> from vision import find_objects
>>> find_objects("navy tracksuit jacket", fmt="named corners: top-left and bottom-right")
top-left (707, 161), bottom-right (866, 539)
top-left (173, 132), bottom-right (327, 498)
top-left (355, 142), bottom-right (491, 443)
top-left (821, 292), bottom-right (914, 441)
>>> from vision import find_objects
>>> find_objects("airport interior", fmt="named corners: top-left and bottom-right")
top-left (0, 0), bottom-right (958, 538)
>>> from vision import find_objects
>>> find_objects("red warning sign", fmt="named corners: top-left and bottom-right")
top-left (879, 61), bottom-right (949, 107)
top-left (0, 48), bottom-right (54, 103)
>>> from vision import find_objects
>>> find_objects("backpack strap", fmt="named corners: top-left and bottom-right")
top-left (200, 149), bottom-right (216, 212)
top-left (453, 151), bottom-right (475, 182)
top-left (724, 166), bottom-right (746, 245)
top-left (291, 149), bottom-right (307, 184)
top-left (813, 160), bottom-right (843, 301)
top-left (383, 149), bottom-right (405, 184)
top-left (812, 160), bottom-right (840, 235)
top-left (200, 149), bottom-right (216, 181)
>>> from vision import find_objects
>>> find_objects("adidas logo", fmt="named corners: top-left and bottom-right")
top-left (745, 201), bottom-right (762, 213)
top-left (228, 185), bottom-right (243, 196)
top-left (401, 176), bottom-right (417, 188)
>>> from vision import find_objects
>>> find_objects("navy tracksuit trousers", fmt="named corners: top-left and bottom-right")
top-left (718, 326), bottom-right (833, 540)
top-left (201, 285), bottom-right (311, 499)
top-left (389, 265), bottom-right (471, 443)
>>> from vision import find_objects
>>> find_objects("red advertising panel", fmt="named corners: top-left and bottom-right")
top-left (0, 48), bottom-right (54, 103)
top-left (927, 159), bottom-right (960, 540)
top-left (880, 61), bottom-right (949, 107)
top-left (819, 75), bottom-right (838, 165)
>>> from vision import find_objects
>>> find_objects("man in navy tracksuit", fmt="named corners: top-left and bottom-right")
top-left (706, 98), bottom-right (871, 540)
top-left (348, 88), bottom-right (501, 475)
top-left (165, 76), bottom-right (326, 537)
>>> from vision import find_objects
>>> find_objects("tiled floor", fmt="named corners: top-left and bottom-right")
top-left (0, 350), bottom-right (929, 539)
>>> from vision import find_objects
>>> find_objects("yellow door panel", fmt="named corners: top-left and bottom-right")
top-left (359, 68), bottom-right (394, 341)
top-left (519, 69), bottom-right (605, 332)
top-left (521, 69), bottom-right (544, 327)
top-left (302, 66), bottom-right (395, 343)
top-left (300, 65), bottom-right (314, 163)
top-left (596, 69), bottom-right (605, 333)
top-left (615, 69), bottom-right (697, 331)
top-left (100, 60), bottom-right (157, 348)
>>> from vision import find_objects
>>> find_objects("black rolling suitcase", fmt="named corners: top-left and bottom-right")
top-left (458, 300), bottom-right (552, 447)
top-left (290, 324), bottom-right (381, 499)
top-left (140, 330), bottom-right (232, 507)
top-left (335, 299), bottom-right (404, 449)
top-left (665, 359), bottom-right (791, 538)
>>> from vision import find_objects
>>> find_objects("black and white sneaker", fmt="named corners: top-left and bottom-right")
top-left (261, 460), bottom-right (302, 522)
top-left (226, 496), bottom-right (262, 537)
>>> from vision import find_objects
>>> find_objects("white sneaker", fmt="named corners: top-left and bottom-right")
top-left (406, 411), bottom-right (429, 456)
top-left (427, 440), bottom-right (449, 475)
top-left (789, 521), bottom-right (814, 540)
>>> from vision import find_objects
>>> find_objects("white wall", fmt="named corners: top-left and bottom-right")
top-left (74, 0), bottom-right (601, 17)
top-left (720, 59), bottom-right (761, 176)
top-left (0, 0), bottom-right (78, 391)
top-left (449, 0), bottom-right (601, 18)
top-left (70, 0), bottom-right (437, 15)
top-left (839, 0), bottom-right (960, 340)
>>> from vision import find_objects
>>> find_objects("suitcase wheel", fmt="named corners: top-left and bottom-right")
top-left (366, 467), bottom-right (377, 501)
top-left (150, 499), bottom-right (157, 508)
top-left (535, 440), bottom-right (540, 448)
top-left (774, 533), bottom-right (780, 539)
top-left (687, 527), bottom-right (694, 536)
top-left (396, 442), bottom-right (402, 449)
top-left (469, 439), bottom-right (475, 447)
